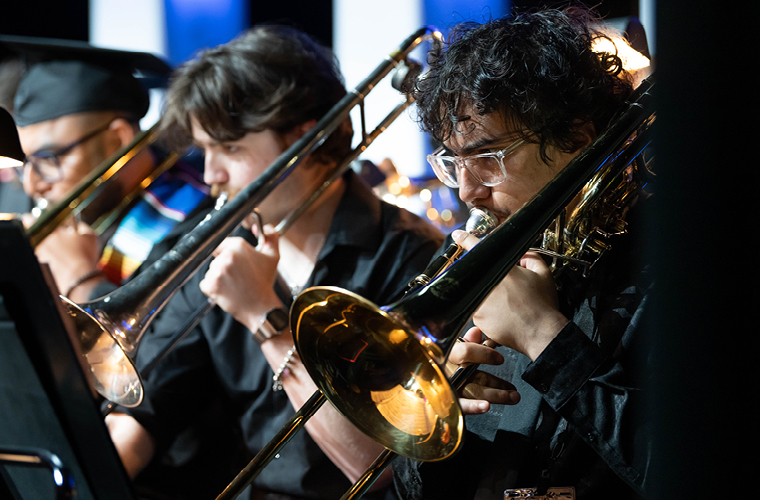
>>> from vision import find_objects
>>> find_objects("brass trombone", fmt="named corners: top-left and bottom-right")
top-left (216, 77), bottom-right (656, 500)
top-left (61, 27), bottom-right (445, 408)
top-left (24, 123), bottom-right (176, 247)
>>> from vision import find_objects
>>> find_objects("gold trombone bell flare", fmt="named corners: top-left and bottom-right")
top-left (292, 286), bottom-right (462, 461)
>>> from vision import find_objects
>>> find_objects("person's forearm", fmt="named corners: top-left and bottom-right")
top-left (304, 399), bottom-right (393, 488)
top-left (105, 413), bottom-right (156, 479)
top-left (260, 333), bottom-right (393, 488)
top-left (524, 322), bottom-right (649, 494)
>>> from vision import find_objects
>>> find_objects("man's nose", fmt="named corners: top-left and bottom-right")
top-left (22, 164), bottom-right (52, 200)
top-left (203, 152), bottom-right (229, 185)
top-left (457, 166), bottom-right (490, 204)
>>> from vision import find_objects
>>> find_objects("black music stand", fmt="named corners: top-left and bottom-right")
top-left (0, 220), bottom-right (135, 499)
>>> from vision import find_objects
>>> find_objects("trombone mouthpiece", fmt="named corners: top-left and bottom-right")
top-left (465, 207), bottom-right (497, 237)
top-left (214, 192), bottom-right (229, 210)
top-left (403, 207), bottom-right (498, 295)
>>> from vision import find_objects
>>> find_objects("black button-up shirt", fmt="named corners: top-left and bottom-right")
top-left (127, 172), bottom-right (443, 499)
top-left (393, 205), bottom-right (653, 500)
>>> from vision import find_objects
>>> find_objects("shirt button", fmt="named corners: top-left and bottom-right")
top-left (537, 383), bottom-right (549, 393)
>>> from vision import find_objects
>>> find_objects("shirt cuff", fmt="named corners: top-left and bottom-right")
top-left (521, 321), bottom-right (606, 410)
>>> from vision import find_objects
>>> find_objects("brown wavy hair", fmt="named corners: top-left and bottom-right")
top-left (161, 25), bottom-right (352, 165)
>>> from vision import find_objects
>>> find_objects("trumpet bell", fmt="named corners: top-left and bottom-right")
top-left (61, 297), bottom-right (143, 407)
top-left (292, 286), bottom-right (463, 461)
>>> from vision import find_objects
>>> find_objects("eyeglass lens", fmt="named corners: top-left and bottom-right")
top-left (25, 154), bottom-right (62, 182)
top-left (433, 155), bottom-right (505, 187)
top-left (20, 123), bottom-right (112, 183)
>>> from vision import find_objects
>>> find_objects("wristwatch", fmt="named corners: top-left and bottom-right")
top-left (253, 307), bottom-right (289, 344)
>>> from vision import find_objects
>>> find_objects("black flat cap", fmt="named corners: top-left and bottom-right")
top-left (1, 35), bottom-right (173, 127)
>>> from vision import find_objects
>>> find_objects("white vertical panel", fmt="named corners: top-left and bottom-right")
top-left (639, 0), bottom-right (656, 55)
top-left (89, 0), bottom-right (168, 128)
top-left (333, 0), bottom-right (429, 178)
top-left (89, 0), bottom-right (167, 56)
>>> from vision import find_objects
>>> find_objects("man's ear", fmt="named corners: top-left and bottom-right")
top-left (284, 119), bottom-right (318, 146)
top-left (108, 117), bottom-right (139, 150)
top-left (572, 121), bottom-right (596, 152)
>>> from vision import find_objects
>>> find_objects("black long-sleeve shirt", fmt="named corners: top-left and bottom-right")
top-left (393, 205), bottom-right (653, 500)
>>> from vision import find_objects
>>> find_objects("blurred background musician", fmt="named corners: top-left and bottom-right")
top-left (393, 7), bottom-right (652, 500)
top-left (4, 38), bottom-right (211, 303)
top-left (105, 25), bottom-right (444, 500)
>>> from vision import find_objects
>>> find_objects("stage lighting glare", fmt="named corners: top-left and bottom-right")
top-left (592, 34), bottom-right (650, 72)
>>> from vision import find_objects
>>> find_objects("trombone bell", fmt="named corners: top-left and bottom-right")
top-left (61, 297), bottom-right (142, 407)
top-left (292, 286), bottom-right (462, 461)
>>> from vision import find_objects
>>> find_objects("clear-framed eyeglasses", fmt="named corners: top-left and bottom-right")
top-left (426, 138), bottom-right (525, 188)
top-left (16, 123), bottom-right (112, 183)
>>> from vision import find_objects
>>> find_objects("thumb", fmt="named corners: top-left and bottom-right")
top-left (21, 212), bottom-right (36, 229)
top-left (520, 251), bottom-right (552, 277)
top-left (256, 224), bottom-right (280, 259)
top-left (75, 220), bottom-right (95, 235)
top-left (451, 229), bottom-right (482, 251)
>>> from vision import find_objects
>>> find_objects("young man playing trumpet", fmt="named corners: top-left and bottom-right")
top-left (394, 7), bottom-right (653, 500)
top-left (106, 25), bottom-right (447, 500)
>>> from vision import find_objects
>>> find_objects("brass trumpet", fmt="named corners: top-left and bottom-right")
top-left (217, 77), bottom-right (655, 500)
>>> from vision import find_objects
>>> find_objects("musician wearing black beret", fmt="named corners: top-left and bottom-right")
top-left (7, 41), bottom-right (210, 303)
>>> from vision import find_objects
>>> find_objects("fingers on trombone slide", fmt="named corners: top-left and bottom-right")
top-left (453, 341), bottom-right (521, 413)
top-left (459, 370), bottom-right (521, 414)
top-left (451, 329), bottom-right (503, 368)
top-left (241, 208), bottom-right (265, 249)
top-left (242, 208), bottom-right (283, 254)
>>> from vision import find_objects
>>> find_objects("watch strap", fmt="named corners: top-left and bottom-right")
top-left (253, 307), bottom-right (289, 344)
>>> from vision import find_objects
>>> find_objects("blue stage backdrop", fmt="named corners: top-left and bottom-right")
top-left (164, 0), bottom-right (249, 67)
top-left (425, 0), bottom-right (508, 36)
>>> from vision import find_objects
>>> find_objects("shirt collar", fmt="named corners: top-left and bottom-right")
top-left (318, 170), bottom-right (383, 259)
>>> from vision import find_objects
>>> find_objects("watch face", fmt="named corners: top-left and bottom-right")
top-left (268, 308), bottom-right (289, 331)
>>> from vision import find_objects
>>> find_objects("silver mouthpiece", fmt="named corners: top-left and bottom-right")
top-left (214, 192), bottom-right (229, 210)
top-left (465, 207), bottom-right (498, 237)
top-left (199, 192), bottom-right (229, 227)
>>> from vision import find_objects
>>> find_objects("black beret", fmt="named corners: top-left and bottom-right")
top-left (0, 35), bottom-right (172, 127)
top-left (13, 59), bottom-right (150, 127)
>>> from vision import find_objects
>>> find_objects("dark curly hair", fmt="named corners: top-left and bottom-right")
top-left (414, 7), bottom-right (634, 161)
top-left (161, 25), bottom-right (352, 165)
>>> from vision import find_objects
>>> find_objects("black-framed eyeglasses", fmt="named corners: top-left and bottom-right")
top-left (17, 123), bottom-right (112, 183)
top-left (427, 138), bottom-right (525, 188)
